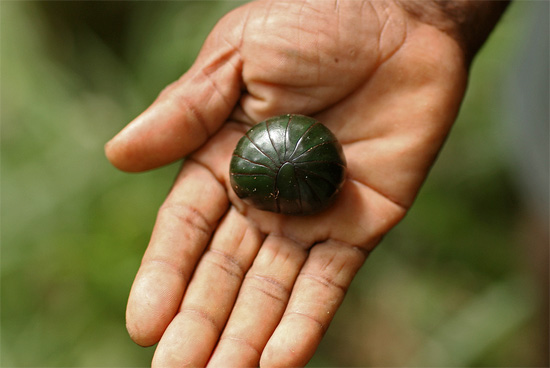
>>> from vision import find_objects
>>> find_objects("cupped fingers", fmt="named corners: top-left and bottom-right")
top-left (151, 207), bottom-right (264, 367)
top-left (126, 161), bottom-right (229, 347)
top-left (260, 240), bottom-right (369, 368)
top-left (206, 235), bottom-right (309, 367)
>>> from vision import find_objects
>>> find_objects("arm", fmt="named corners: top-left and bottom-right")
top-left (397, 0), bottom-right (510, 62)
top-left (106, 1), bottom-right (510, 366)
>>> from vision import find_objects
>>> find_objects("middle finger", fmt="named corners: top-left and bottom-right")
top-left (207, 235), bottom-right (309, 367)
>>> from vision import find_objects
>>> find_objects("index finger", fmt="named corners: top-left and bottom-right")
top-left (125, 161), bottom-right (229, 346)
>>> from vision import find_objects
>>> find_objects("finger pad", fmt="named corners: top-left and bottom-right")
top-left (261, 317), bottom-right (321, 368)
top-left (126, 265), bottom-right (186, 346)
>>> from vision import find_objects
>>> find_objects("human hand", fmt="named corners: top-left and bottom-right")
top-left (105, 1), bottom-right (507, 366)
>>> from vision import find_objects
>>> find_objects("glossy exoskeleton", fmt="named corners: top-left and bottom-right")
top-left (230, 114), bottom-right (346, 215)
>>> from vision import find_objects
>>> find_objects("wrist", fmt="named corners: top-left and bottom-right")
top-left (396, 0), bottom-right (511, 62)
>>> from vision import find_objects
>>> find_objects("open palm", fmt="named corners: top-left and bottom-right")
top-left (106, 1), bottom-right (469, 366)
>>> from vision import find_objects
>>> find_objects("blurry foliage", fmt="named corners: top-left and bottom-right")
top-left (1, 1), bottom-right (547, 367)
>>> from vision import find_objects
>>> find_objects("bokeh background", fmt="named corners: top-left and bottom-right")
top-left (1, 1), bottom-right (548, 366)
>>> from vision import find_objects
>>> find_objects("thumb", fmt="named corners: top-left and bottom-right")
top-left (105, 18), bottom-right (243, 172)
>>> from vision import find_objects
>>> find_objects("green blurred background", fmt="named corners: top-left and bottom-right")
top-left (1, 1), bottom-right (548, 366)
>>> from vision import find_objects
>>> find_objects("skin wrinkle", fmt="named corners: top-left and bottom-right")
top-left (247, 273), bottom-right (292, 301)
top-left (200, 44), bottom-right (240, 77)
top-left (372, 3), bottom-right (385, 59)
top-left (348, 175), bottom-right (409, 212)
top-left (224, 3), bottom-right (250, 70)
top-left (165, 161), bottom-right (230, 231)
top-left (210, 246), bottom-right (247, 272)
top-left (209, 262), bottom-right (240, 280)
top-left (142, 258), bottom-right (188, 280)
top-left (218, 336), bottom-right (262, 358)
top-left (180, 306), bottom-right (223, 335)
top-left (250, 283), bottom-right (287, 304)
top-left (204, 248), bottom-right (247, 280)
top-left (299, 272), bottom-right (348, 294)
top-left (376, 4), bottom-right (394, 63)
top-left (157, 201), bottom-right (213, 239)
top-left (278, 243), bottom-right (294, 266)
top-left (327, 237), bottom-right (372, 257)
top-left (314, 6), bottom-right (406, 116)
top-left (170, 88), bottom-right (212, 140)
top-left (299, 1), bottom-right (329, 92)
top-left (198, 67), bottom-right (234, 115)
top-left (372, 2), bottom-right (408, 69)
top-left (313, 20), bottom-right (321, 97)
top-left (271, 231), bottom-right (310, 250)
top-left (220, 33), bottom-right (242, 66)
top-left (241, 3), bottom-right (403, 120)
top-left (285, 311), bottom-right (326, 331)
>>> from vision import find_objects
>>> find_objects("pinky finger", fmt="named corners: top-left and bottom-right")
top-left (260, 240), bottom-right (369, 368)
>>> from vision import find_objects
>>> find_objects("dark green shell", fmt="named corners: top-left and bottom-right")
top-left (230, 114), bottom-right (346, 215)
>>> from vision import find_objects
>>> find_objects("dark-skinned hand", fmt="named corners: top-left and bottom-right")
top-left (105, 1), bottom-right (508, 366)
